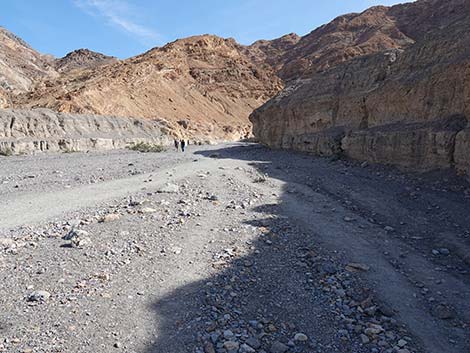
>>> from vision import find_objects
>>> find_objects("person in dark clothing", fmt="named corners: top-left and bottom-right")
top-left (174, 139), bottom-right (180, 151)
top-left (180, 139), bottom-right (186, 152)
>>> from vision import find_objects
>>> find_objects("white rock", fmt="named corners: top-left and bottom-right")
top-left (99, 214), bottom-right (120, 223)
top-left (294, 333), bottom-right (308, 342)
top-left (28, 290), bottom-right (51, 302)
top-left (157, 183), bottom-right (179, 194)
top-left (139, 207), bottom-right (157, 214)
top-left (0, 238), bottom-right (15, 248)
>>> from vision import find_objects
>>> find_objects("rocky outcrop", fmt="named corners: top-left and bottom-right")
top-left (0, 27), bottom-right (58, 94)
top-left (342, 117), bottom-right (467, 171)
top-left (251, 0), bottom-right (470, 175)
top-left (55, 49), bottom-right (118, 73)
top-left (12, 35), bottom-right (282, 141)
top-left (275, 6), bottom-right (414, 81)
top-left (245, 33), bottom-right (301, 72)
top-left (0, 109), bottom-right (172, 154)
top-left (0, 89), bottom-right (9, 109)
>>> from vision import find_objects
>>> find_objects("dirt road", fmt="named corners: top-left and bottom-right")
top-left (0, 143), bottom-right (469, 353)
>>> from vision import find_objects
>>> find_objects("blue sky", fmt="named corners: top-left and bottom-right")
top-left (1, 0), bottom-right (412, 59)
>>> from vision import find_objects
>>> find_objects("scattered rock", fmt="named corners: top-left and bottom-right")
top-left (360, 334), bottom-right (370, 344)
top-left (432, 304), bottom-right (455, 320)
top-left (99, 213), bottom-right (120, 223)
top-left (223, 341), bottom-right (239, 351)
top-left (240, 343), bottom-right (256, 353)
top-left (157, 183), bottom-right (179, 194)
top-left (171, 246), bottom-right (183, 255)
top-left (321, 262), bottom-right (338, 275)
top-left (364, 323), bottom-right (384, 337)
top-left (28, 290), bottom-right (51, 302)
top-left (294, 333), bottom-right (308, 342)
top-left (270, 341), bottom-right (288, 353)
top-left (346, 263), bottom-right (370, 272)
top-left (63, 229), bottom-right (92, 248)
top-left (439, 248), bottom-right (450, 256)
top-left (0, 238), bottom-right (15, 249)
top-left (398, 339), bottom-right (408, 347)
top-left (245, 338), bottom-right (261, 349)
top-left (139, 207), bottom-right (157, 214)
top-left (203, 342), bottom-right (216, 353)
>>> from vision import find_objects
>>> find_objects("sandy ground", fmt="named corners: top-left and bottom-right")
top-left (0, 143), bottom-right (469, 353)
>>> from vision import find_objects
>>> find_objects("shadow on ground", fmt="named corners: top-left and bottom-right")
top-left (143, 144), bottom-right (470, 353)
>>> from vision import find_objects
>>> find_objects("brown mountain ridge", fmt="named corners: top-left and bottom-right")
top-left (11, 35), bottom-right (282, 140)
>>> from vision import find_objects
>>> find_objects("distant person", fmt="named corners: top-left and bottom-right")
top-left (174, 139), bottom-right (180, 151)
top-left (180, 139), bottom-right (186, 152)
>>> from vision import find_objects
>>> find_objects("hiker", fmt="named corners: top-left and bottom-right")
top-left (174, 139), bottom-right (180, 151)
top-left (180, 139), bottom-right (186, 152)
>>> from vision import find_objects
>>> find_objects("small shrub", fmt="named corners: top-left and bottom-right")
top-left (63, 148), bottom-right (78, 154)
top-left (127, 142), bottom-right (165, 153)
top-left (253, 173), bottom-right (268, 183)
top-left (0, 147), bottom-right (13, 157)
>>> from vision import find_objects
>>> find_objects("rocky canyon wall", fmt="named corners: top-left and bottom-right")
top-left (251, 0), bottom-right (470, 176)
top-left (0, 109), bottom-right (172, 154)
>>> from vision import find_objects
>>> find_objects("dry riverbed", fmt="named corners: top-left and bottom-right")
top-left (0, 143), bottom-right (469, 353)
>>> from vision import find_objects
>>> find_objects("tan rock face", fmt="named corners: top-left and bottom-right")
top-left (251, 0), bottom-right (470, 174)
top-left (0, 89), bottom-right (9, 109)
top-left (276, 6), bottom-right (414, 81)
top-left (12, 35), bottom-right (282, 141)
top-left (0, 27), bottom-right (58, 93)
top-left (244, 33), bottom-right (301, 72)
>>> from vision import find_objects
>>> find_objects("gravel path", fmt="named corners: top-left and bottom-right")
top-left (0, 143), bottom-right (469, 353)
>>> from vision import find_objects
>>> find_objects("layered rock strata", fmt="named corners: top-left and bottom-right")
top-left (0, 109), bottom-right (172, 154)
top-left (251, 0), bottom-right (470, 175)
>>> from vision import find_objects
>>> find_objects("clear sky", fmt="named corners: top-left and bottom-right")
top-left (1, 0), bottom-right (413, 59)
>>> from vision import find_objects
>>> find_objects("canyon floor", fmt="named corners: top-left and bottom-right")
top-left (0, 143), bottom-right (469, 353)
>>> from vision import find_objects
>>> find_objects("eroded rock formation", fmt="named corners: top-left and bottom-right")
top-left (11, 35), bottom-right (282, 141)
top-left (0, 109), bottom-right (171, 154)
top-left (54, 49), bottom-right (118, 73)
top-left (251, 0), bottom-right (470, 175)
top-left (0, 26), bottom-right (58, 94)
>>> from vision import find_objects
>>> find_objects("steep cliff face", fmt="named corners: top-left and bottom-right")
top-left (13, 35), bottom-right (282, 141)
top-left (0, 109), bottom-right (171, 154)
top-left (251, 0), bottom-right (470, 175)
